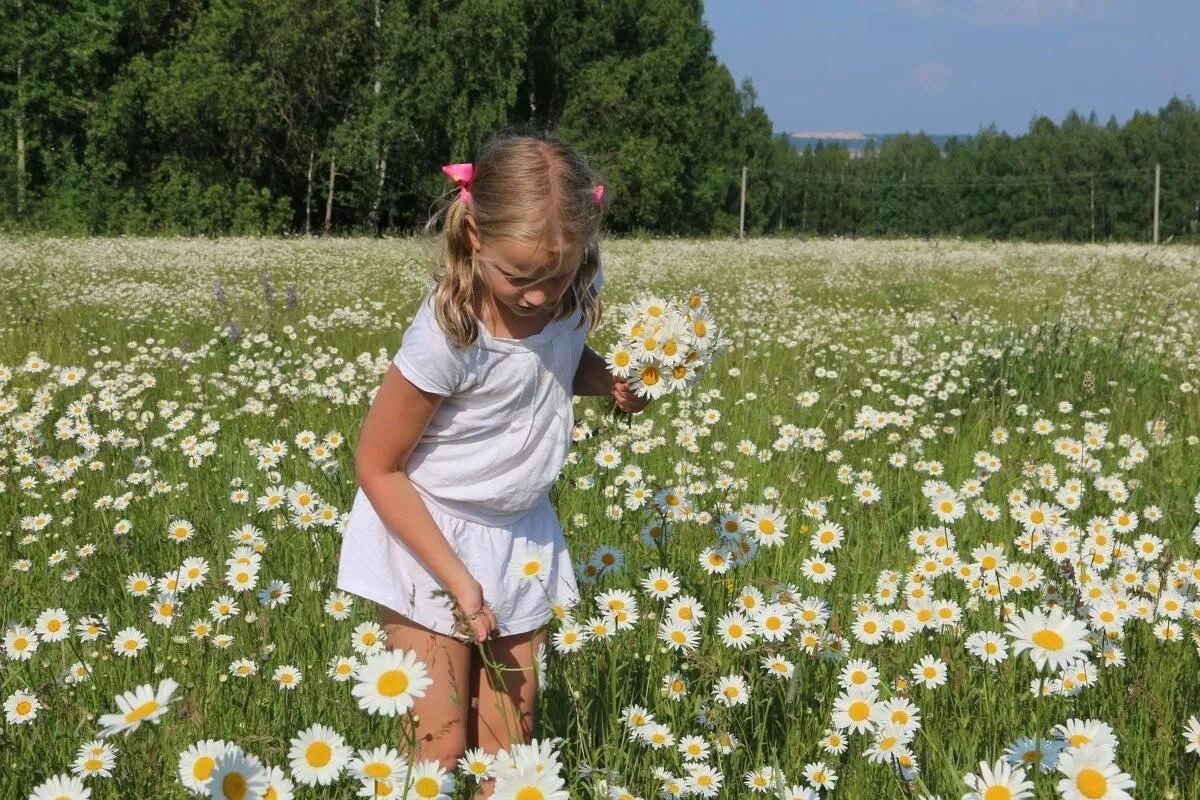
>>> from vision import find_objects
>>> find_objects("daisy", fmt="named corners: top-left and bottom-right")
top-left (802, 762), bottom-right (836, 792)
top-left (962, 759), bottom-right (1034, 800)
top-left (604, 344), bottom-right (635, 379)
top-left (509, 541), bottom-right (553, 584)
top-left (288, 723), bottom-right (352, 786)
top-left (661, 671), bottom-right (689, 699)
top-left (491, 763), bottom-right (565, 800)
top-left (323, 655), bottom-right (358, 683)
top-left (1183, 716), bottom-right (1200, 755)
top-left (801, 557), bottom-right (836, 584)
top-left (743, 504), bottom-right (787, 547)
top-left (911, 655), bottom-right (948, 689)
top-left (641, 722), bottom-right (675, 749)
top-left (865, 725), bottom-right (911, 764)
top-left (551, 622), bottom-right (587, 654)
top-left (1053, 719), bottom-right (1117, 755)
top-left (684, 763), bottom-right (723, 798)
top-left (5, 688), bottom-right (40, 724)
top-left (166, 518), bottom-right (196, 543)
top-left (71, 739), bottom-right (118, 779)
top-left (966, 631), bottom-right (1009, 664)
top-left (209, 749), bottom-right (270, 800)
top-left (98, 677), bottom-right (180, 737)
top-left (879, 696), bottom-right (922, 735)
top-left (831, 686), bottom-right (880, 734)
top-left (273, 665), bottom-right (303, 690)
top-left (27, 774), bottom-right (91, 800)
top-left (352, 648), bottom-right (432, 716)
top-left (34, 608), bottom-right (70, 642)
top-left (3, 625), bottom-right (38, 661)
top-left (229, 658), bottom-right (258, 678)
top-left (698, 546), bottom-right (733, 575)
top-left (752, 604), bottom-right (791, 641)
top-left (348, 745), bottom-right (407, 786)
top-left (324, 591), bottom-right (354, 620)
top-left (665, 595), bottom-right (705, 627)
top-left (852, 611), bottom-right (887, 645)
top-left (712, 674), bottom-right (750, 707)
top-left (1005, 606), bottom-right (1091, 672)
top-left (810, 521), bottom-right (845, 553)
top-left (351, 621), bottom-right (388, 656)
top-left (1055, 744), bottom-right (1135, 800)
top-left (179, 739), bottom-right (235, 794)
top-left (457, 748), bottom-right (495, 782)
top-left (716, 610), bottom-right (754, 650)
top-left (1003, 737), bottom-right (1064, 775)
top-left (401, 759), bottom-right (455, 799)
top-left (839, 659), bottom-right (879, 691)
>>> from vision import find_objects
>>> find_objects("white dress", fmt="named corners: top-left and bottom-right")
top-left (336, 272), bottom-right (601, 638)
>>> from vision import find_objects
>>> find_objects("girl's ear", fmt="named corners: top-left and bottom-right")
top-left (465, 214), bottom-right (481, 252)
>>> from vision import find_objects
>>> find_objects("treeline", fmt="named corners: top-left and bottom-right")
top-left (785, 100), bottom-right (1200, 242)
top-left (0, 0), bottom-right (778, 236)
top-left (1, 1), bottom-right (1197, 241)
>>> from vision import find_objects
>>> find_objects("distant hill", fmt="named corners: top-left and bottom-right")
top-left (788, 130), bottom-right (972, 155)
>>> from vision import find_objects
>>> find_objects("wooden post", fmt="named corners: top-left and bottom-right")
top-left (1153, 163), bottom-right (1161, 245)
top-left (324, 154), bottom-right (337, 237)
top-left (739, 166), bottom-right (747, 239)
top-left (16, 53), bottom-right (25, 217)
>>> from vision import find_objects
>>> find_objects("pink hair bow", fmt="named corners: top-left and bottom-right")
top-left (442, 162), bottom-right (474, 205)
top-left (592, 184), bottom-right (605, 205)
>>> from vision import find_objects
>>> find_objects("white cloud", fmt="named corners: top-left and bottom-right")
top-left (912, 62), bottom-right (950, 95)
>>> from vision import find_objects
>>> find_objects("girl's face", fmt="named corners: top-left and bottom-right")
top-left (468, 221), bottom-right (578, 317)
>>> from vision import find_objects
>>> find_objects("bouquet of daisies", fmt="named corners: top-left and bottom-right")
top-left (605, 287), bottom-right (725, 401)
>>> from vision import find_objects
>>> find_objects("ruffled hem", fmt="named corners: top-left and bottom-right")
top-left (336, 488), bottom-right (579, 639)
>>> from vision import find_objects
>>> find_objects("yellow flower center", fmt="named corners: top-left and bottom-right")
top-left (124, 700), bottom-right (160, 723)
top-left (1075, 769), bottom-right (1107, 798)
top-left (1032, 629), bottom-right (1064, 650)
top-left (194, 756), bottom-right (216, 779)
top-left (306, 741), bottom-right (331, 767)
top-left (378, 670), bottom-right (410, 697)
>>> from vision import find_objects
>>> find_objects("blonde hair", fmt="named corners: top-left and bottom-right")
top-left (423, 128), bottom-right (606, 348)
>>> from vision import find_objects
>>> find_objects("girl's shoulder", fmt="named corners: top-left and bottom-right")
top-left (393, 291), bottom-right (471, 396)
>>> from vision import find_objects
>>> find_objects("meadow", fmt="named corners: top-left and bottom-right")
top-left (1, 235), bottom-right (1199, 799)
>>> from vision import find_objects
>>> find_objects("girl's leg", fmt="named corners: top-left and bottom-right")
top-left (468, 624), bottom-right (549, 799)
top-left (378, 603), bottom-right (473, 773)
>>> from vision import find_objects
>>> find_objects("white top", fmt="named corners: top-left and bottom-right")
top-left (392, 270), bottom-right (603, 526)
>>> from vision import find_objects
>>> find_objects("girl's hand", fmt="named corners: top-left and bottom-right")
top-left (612, 378), bottom-right (649, 414)
top-left (451, 577), bottom-right (498, 642)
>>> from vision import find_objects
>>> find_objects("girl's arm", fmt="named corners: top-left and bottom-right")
top-left (355, 365), bottom-right (496, 641)
top-left (572, 345), bottom-right (615, 396)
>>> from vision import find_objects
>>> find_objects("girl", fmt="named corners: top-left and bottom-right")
top-left (336, 128), bottom-right (648, 796)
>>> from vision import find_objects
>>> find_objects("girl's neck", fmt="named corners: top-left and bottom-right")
top-left (474, 293), bottom-right (553, 340)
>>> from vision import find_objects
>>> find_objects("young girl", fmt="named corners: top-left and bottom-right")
top-left (336, 128), bottom-right (648, 794)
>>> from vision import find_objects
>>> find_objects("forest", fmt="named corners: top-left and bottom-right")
top-left (1, 0), bottom-right (1197, 241)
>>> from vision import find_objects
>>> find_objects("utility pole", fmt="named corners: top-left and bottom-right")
top-left (1152, 163), bottom-right (1161, 245)
top-left (739, 166), bottom-right (747, 239)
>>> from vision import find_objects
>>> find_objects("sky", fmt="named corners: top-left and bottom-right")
top-left (702, 0), bottom-right (1200, 136)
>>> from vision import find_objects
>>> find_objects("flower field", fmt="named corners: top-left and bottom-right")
top-left (2, 235), bottom-right (1199, 799)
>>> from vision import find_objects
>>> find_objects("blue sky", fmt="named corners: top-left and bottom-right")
top-left (703, 1), bottom-right (1199, 136)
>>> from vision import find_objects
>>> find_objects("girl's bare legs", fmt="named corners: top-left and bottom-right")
top-left (378, 603), bottom-right (473, 773)
top-left (468, 624), bottom-right (549, 800)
